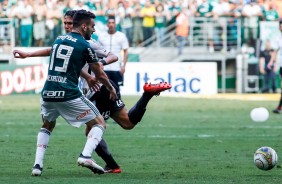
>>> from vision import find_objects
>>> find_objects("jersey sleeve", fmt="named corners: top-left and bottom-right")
top-left (85, 44), bottom-right (99, 64)
top-left (88, 39), bottom-right (109, 58)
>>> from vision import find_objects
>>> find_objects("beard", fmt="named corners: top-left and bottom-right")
top-left (85, 33), bottom-right (91, 40)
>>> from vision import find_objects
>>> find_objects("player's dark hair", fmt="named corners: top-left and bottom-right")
top-left (64, 10), bottom-right (77, 18)
top-left (73, 9), bottom-right (96, 28)
top-left (107, 16), bottom-right (116, 22)
top-left (279, 19), bottom-right (282, 25)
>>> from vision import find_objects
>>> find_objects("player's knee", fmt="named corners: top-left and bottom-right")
top-left (120, 123), bottom-right (134, 130)
top-left (42, 119), bottom-right (56, 132)
top-left (87, 116), bottom-right (106, 129)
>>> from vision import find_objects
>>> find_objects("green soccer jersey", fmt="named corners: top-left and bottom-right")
top-left (42, 32), bottom-right (98, 102)
top-left (264, 10), bottom-right (279, 21)
top-left (197, 2), bottom-right (213, 17)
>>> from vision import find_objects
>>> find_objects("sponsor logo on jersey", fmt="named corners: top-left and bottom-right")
top-left (76, 109), bottom-right (91, 120)
top-left (87, 48), bottom-right (97, 61)
top-left (42, 90), bottom-right (65, 98)
top-left (47, 75), bottom-right (67, 83)
top-left (57, 35), bottom-right (77, 42)
top-left (116, 100), bottom-right (124, 107)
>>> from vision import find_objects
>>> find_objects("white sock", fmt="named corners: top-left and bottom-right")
top-left (82, 125), bottom-right (104, 157)
top-left (34, 128), bottom-right (51, 168)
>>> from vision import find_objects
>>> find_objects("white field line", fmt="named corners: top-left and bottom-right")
top-left (162, 93), bottom-right (280, 101)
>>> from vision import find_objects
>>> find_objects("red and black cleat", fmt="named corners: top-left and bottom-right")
top-left (143, 82), bottom-right (172, 96)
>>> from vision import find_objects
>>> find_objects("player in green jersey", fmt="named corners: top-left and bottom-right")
top-left (13, 10), bottom-right (121, 174)
top-left (30, 10), bottom-right (117, 176)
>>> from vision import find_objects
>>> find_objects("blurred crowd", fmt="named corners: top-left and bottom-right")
top-left (0, 0), bottom-right (281, 48)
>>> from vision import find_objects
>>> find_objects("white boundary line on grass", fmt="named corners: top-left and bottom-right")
top-left (161, 93), bottom-right (280, 101)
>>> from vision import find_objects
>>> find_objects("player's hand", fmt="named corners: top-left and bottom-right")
top-left (13, 50), bottom-right (29, 58)
top-left (86, 76), bottom-right (101, 92)
top-left (267, 62), bottom-right (273, 70)
top-left (120, 66), bottom-right (125, 75)
top-left (107, 86), bottom-right (117, 101)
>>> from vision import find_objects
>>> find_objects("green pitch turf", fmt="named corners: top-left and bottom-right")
top-left (0, 95), bottom-right (281, 184)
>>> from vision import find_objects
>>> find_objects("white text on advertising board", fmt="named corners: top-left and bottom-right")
top-left (0, 65), bottom-right (46, 95)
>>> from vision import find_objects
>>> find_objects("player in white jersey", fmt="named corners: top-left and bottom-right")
top-left (97, 16), bottom-right (129, 90)
top-left (269, 19), bottom-right (282, 114)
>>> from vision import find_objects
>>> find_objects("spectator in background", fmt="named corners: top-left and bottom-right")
top-left (168, 0), bottom-right (181, 25)
top-left (141, 0), bottom-right (156, 46)
top-left (175, 7), bottom-right (189, 55)
top-left (73, 0), bottom-right (90, 11)
top-left (259, 40), bottom-right (277, 93)
top-left (195, 0), bottom-right (214, 52)
top-left (45, 2), bottom-right (63, 46)
top-left (262, 1), bottom-right (279, 21)
top-left (16, 0), bottom-right (33, 47)
top-left (91, 0), bottom-right (108, 37)
top-left (155, 3), bottom-right (169, 47)
top-left (118, 0), bottom-right (134, 46)
top-left (232, 0), bottom-right (244, 18)
top-left (188, 0), bottom-right (198, 16)
top-left (63, 0), bottom-right (72, 15)
top-left (242, 0), bottom-right (262, 47)
top-left (132, 0), bottom-right (143, 46)
top-left (98, 16), bottom-right (129, 91)
top-left (32, 0), bottom-right (47, 46)
top-left (212, 0), bottom-right (231, 51)
top-left (0, 0), bottom-right (8, 18)
top-left (6, 1), bottom-right (21, 46)
top-left (105, 2), bottom-right (121, 31)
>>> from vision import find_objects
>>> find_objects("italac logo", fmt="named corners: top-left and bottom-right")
top-left (135, 72), bottom-right (201, 93)
top-left (0, 65), bottom-right (47, 95)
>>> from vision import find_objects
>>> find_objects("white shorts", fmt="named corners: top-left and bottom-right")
top-left (40, 96), bottom-right (100, 128)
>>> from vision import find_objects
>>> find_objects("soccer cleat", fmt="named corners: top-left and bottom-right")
top-left (77, 154), bottom-right (105, 174)
top-left (143, 82), bottom-right (172, 96)
top-left (31, 164), bottom-right (43, 176)
top-left (273, 108), bottom-right (281, 114)
top-left (104, 166), bottom-right (122, 174)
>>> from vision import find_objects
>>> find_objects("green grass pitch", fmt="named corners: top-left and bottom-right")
top-left (0, 95), bottom-right (281, 184)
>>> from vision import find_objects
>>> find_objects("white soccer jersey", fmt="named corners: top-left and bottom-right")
top-left (97, 31), bottom-right (129, 71)
top-left (87, 39), bottom-right (109, 58)
top-left (79, 39), bottom-right (109, 98)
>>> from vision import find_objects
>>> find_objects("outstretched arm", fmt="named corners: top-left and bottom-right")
top-left (102, 52), bottom-right (118, 65)
top-left (13, 48), bottom-right (52, 58)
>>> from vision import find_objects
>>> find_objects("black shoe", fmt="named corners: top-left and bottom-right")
top-left (273, 109), bottom-right (281, 114)
top-left (31, 164), bottom-right (43, 176)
